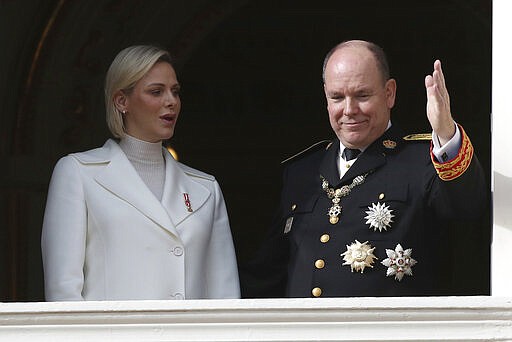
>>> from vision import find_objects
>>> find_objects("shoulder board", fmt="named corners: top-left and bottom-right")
top-left (281, 140), bottom-right (332, 164)
top-left (402, 133), bottom-right (432, 141)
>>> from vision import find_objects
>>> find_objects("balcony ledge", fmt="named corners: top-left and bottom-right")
top-left (1, 296), bottom-right (512, 341)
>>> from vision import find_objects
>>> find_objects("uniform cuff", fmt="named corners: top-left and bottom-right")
top-left (430, 124), bottom-right (474, 181)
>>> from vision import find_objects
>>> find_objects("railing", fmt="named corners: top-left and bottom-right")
top-left (1, 297), bottom-right (512, 341)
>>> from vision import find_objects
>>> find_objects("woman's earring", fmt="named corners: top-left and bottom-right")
top-left (121, 110), bottom-right (127, 115)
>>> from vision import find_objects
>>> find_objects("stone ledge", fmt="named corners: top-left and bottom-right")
top-left (1, 297), bottom-right (511, 341)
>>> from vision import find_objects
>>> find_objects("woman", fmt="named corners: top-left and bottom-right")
top-left (41, 45), bottom-right (240, 301)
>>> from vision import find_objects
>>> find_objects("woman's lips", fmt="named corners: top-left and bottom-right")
top-left (160, 113), bottom-right (176, 124)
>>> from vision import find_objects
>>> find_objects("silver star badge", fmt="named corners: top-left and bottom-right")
top-left (381, 244), bottom-right (417, 281)
top-left (365, 202), bottom-right (394, 232)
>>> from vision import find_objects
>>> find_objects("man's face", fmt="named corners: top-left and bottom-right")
top-left (324, 46), bottom-right (396, 149)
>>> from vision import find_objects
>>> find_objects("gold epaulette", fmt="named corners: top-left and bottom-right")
top-left (431, 124), bottom-right (474, 181)
top-left (403, 133), bottom-right (432, 141)
top-left (281, 140), bottom-right (332, 164)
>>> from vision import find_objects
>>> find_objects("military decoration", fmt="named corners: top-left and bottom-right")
top-left (365, 202), bottom-right (394, 232)
top-left (381, 244), bottom-right (417, 281)
top-left (340, 240), bottom-right (377, 273)
top-left (183, 193), bottom-right (193, 212)
top-left (321, 174), bottom-right (368, 225)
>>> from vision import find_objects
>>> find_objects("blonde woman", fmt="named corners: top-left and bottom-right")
top-left (42, 45), bottom-right (240, 301)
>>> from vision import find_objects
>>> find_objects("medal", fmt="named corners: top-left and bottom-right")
top-left (381, 244), bottom-right (417, 281)
top-left (364, 202), bottom-right (394, 232)
top-left (183, 193), bottom-right (193, 212)
top-left (340, 240), bottom-right (377, 273)
top-left (321, 174), bottom-right (367, 224)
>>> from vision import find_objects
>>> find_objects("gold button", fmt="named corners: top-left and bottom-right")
top-left (291, 204), bottom-right (297, 211)
top-left (379, 193), bottom-right (385, 200)
top-left (315, 259), bottom-right (325, 269)
top-left (320, 234), bottom-right (330, 243)
top-left (312, 287), bottom-right (322, 297)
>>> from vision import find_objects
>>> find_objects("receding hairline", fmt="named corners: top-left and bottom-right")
top-left (322, 40), bottom-right (390, 83)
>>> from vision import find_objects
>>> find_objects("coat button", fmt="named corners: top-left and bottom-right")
top-left (315, 259), bottom-right (325, 269)
top-left (291, 204), bottom-right (297, 211)
top-left (320, 234), bottom-right (330, 243)
top-left (312, 287), bottom-right (322, 297)
top-left (379, 193), bottom-right (385, 200)
top-left (172, 247), bottom-right (183, 256)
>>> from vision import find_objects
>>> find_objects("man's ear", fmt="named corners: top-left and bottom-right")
top-left (113, 90), bottom-right (128, 113)
top-left (385, 78), bottom-right (397, 109)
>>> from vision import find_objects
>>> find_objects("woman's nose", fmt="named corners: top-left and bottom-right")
top-left (165, 90), bottom-right (178, 107)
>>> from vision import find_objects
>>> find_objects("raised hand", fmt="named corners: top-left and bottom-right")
top-left (425, 60), bottom-right (456, 145)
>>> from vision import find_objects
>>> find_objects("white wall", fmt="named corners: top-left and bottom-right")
top-left (492, 0), bottom-right (512, 296)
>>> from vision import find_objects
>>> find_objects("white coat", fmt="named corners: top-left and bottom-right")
top-left (41, 139), bottom-right (240, 301)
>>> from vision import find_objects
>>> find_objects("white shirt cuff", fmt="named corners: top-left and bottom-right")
top-left (432, 123), bottom-right (461, 163)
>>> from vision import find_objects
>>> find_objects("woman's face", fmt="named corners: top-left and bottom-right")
top-left (121, 61), bottom-right (181, 142)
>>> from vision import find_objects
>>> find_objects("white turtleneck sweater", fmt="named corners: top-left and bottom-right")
top-left (119, 135), bottom-right (165, 201)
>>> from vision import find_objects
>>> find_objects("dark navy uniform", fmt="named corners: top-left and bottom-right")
top-left (241, 124), bottom-right (487, 298)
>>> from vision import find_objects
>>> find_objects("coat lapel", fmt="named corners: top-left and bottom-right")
top-left (343, 125), bottom-right (404, 184)
top-left (160, 151), bottom-right (211, 229)
top-left (93, 141), bottom-right (179, 237)
top-left (340, 144), bottom-right (386, 184)
top-left (319, 141), bottom-right (342, 187)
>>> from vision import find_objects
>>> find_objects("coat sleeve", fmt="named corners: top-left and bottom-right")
top-left (428, 125), bottom-right (489, 218)
top-left (204, 180), bottom-right (241, 298)
top-left (41, 156), bottom-right (87, 301)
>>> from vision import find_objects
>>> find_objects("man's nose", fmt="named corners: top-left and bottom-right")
top-left (344, 98), bottom-right (358, 115)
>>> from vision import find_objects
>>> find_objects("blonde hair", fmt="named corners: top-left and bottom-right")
top-left (104, 45), bottom-right (172, 138)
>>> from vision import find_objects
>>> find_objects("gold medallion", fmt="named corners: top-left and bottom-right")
top-left (340, 240), bottom-right (377, 273)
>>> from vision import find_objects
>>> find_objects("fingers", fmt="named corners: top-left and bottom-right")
top-left (433, 60), bottom-right (447, 95)
top-left (426, 60), bottom-right (449, 103)
top-left (425, 75), bottom-right (434, 89)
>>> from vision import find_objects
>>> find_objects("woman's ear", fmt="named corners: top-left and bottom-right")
top-left (113, 90), bottom-right (128, 113)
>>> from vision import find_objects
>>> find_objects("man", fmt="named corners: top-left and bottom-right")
top-left (241, 40), bottom-right (487, 297)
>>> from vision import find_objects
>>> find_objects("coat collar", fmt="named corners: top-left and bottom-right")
top-left (82, 139), bottom-right (210, 238)
top-left (160, 151), bottom-right (211, 229)
top-left (319, 125), bottom-right (404, 187)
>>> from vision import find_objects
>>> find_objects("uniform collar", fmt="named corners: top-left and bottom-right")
top-left (320, 123), bottom-right (403, 187)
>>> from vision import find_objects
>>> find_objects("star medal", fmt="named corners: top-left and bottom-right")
top-left (340, 240), bottom-right (377, 273)
top-left (365, 202), bottom-right (394, 232)
top-left (321, 174), bottom-right (367, 225)
top-left (381, 244), bottom-right (417, 281)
